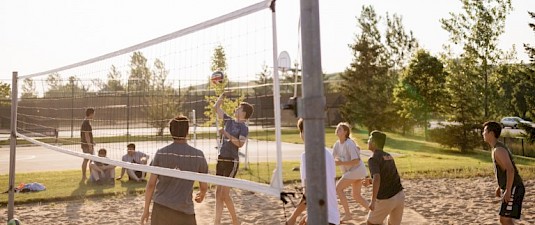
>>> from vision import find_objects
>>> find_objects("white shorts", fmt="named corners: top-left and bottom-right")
top-left (341, 163), bottom-right (367, 180)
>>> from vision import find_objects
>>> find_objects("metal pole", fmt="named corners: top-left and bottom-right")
top-left (521, 138), bottom-right (525, 156)
top-left (300, 0), bottom-right (328, 224)
top-left (270, 0), bottom-right (283, 190)
top-left (192, 109), bottom-right (197, 147)
top-left (127, 80), bottom-right (130, 143)
top-left (244, 120), bottom-right (250, 170)
top-left (8, 72), bottom-right (19, 220)
top-left (70, 81), bottom-right (74, 138)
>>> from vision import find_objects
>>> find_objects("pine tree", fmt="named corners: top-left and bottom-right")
top-left (340, 5), bottom-right (392, 132)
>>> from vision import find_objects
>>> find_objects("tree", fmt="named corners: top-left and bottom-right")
top-left (340, 5), bottom-right (395, 133)
top-left (516, 11), bottom-right (535, 142)
top-left (385, 13), bottom-right (419, 71)
top-left (518, 11), bottom-right (535, 119)
top-left (384, 12), bottom-right (419, 134)
top-left (440, 0), bottom-right (513, 119)
top-left (435, 55), bottom-right (483, 152)
top-left (46, 73), bottom-right (62, 90)
top-left (253, 64), bottom-right (273, 96)
top-left (44, 74), bottom-right (86, 98)
top-left (100, 65), bottom-right (125, 92)
top-left (21, 78), bottom-right (37, 98)
top-left (128, 51), bottom-right (152, 93)
top-left (393, 50), bottom-right (447, 138)
top-left (0, 82), bottom-right (10, 106)
top-left (204, 45), bottom-right (244, 126)
top-left (145, 59), bottom-right (182, 136)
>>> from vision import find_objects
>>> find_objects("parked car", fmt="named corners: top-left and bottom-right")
top-left (500, 117), bottom-right (535, 129)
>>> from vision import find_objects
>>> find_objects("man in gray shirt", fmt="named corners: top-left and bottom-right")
top-left (117, 143), bottom-right (149, 182)
top-left (141, 115), bottom-right (208, 225)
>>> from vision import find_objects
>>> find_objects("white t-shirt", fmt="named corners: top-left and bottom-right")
top-left (300, 148), bottom-right (340, 225)
top-left (332, 138), bottom-right (364, 173)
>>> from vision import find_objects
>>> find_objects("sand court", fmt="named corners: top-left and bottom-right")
top-left (3, 177), bottom-right (531, 224)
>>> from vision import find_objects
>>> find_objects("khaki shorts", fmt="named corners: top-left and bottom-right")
top-left (367, 190), bottom-right (405, 225)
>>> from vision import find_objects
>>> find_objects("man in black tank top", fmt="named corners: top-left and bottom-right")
top-left (483, 121), bottom-right (525, 224)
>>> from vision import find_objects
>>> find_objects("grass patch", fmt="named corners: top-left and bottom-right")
top-left (2, 127), bottom-right (535, 206)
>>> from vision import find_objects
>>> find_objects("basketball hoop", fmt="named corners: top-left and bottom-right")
top-left (278, 51), bottom-right (291, 72)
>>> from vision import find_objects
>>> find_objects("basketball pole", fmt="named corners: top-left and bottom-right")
top-left (8, 72), bottom-right (19, 220)
top-left (300, 0), bottom-right (328, 224)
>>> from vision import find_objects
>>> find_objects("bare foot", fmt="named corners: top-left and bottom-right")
top-left (341, 214), bottom-right (352, 221)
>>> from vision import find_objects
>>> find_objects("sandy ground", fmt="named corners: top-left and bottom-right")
top-left (0, 177), bottom-right (532, 225)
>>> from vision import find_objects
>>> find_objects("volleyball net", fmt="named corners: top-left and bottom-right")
top-left (11, 0), bottom-right (285, 197)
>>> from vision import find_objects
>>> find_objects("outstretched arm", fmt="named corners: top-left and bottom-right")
top-left (214, 93), bottom-right (226, 120)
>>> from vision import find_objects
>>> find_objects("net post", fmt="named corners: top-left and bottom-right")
top-left (300, 0), bottom-right (328, 224)
top-left (270, 0), bottom-right (284, 191)
top-left (8, 71), bottom-right (19, 220)
top-left (191, 109), bottom-right (197, 147)
top-left (243, 120), bottom-right (250, 170)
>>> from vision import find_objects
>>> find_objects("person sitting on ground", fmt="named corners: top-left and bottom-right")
top-left (117, 143), bottom-right (149, 182)
top-left (89, 148), bottom-right (116, 185)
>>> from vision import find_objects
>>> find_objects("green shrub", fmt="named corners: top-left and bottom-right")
top-left (429, 124), bottom-right (482, 152)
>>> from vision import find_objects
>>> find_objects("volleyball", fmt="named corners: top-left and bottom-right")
top-left (211, 71), bottom-right (224, 84)
top-left (7, 218), bottom-right (21, 225)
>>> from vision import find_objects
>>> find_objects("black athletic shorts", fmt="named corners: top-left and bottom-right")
top-left (151, 203), bottom-right (196, 225)
top-left (499, 184), bottom-right (525, 219)
top-left (216, 156), bottom-right (239, 178)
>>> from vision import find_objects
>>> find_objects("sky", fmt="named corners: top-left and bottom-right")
top-left (1, 0), bottom-right (534, 84)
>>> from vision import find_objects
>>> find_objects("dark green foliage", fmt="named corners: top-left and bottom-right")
top-left (340, 5), bottom-right (399, 133)
top-left (516, 11), bottom-right (535, 120)
top-left (493, 63), bottom-right (526, 117)
top-left (429, 124), bottom-right (482, 152)
top-left (394, 50), bottom-right (446, 138)
top-left (442, 58), bottom-right (483, 124)
top-left (440, 0), bottom-right (513, 119)
top-left (518, 123), bottom-right (535, 145)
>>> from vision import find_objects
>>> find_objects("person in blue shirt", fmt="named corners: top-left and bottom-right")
top-left (213, 92), bottom-right (253, 225)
